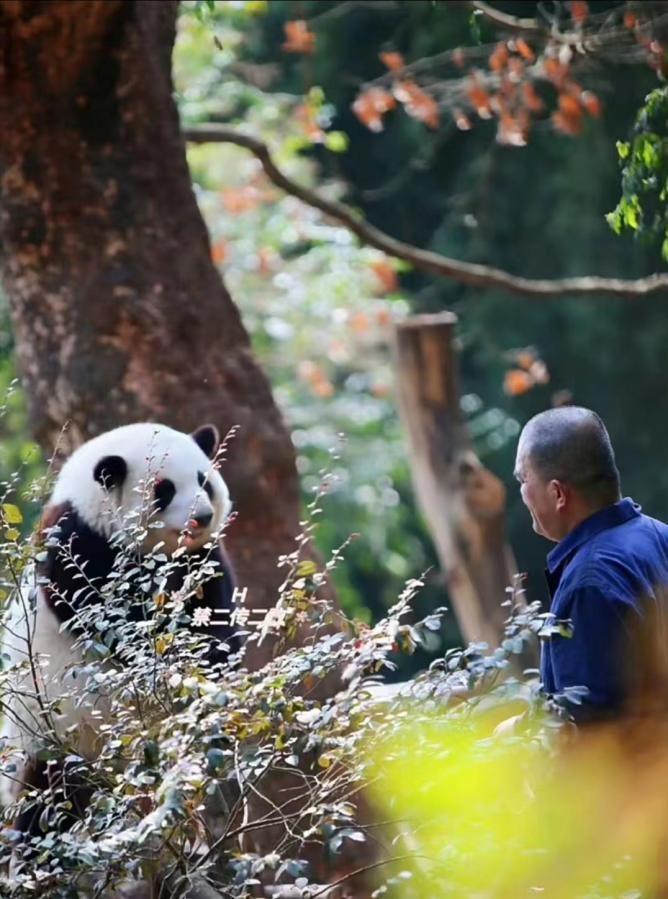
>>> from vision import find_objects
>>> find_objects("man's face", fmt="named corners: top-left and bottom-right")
top-left (514, 445), bottom-right (561, 542)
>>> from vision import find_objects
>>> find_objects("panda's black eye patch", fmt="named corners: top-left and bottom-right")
top-left (153, 478), bottom-right (176, 512)
top-left (197, 471), bottom-right (214, 500)
top-left (94, 455), bottom-right (127, 490)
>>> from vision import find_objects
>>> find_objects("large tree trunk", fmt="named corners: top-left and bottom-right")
top-left (394, 312), bottom-right (518, 649)
top-left (0, 6), bottom-right (377, 894)
top-left (0, 0), bottom-right (308, 669)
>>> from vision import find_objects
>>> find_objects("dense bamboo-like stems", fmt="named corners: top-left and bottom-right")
top-left (394, 313), bottom-right (517, 647)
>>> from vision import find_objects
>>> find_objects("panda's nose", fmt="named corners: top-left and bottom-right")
top-left (189, 512), bottom-right (213, 529)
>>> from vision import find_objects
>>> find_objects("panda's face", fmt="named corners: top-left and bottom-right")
top-left (51, 423), bottom-right (232, 555)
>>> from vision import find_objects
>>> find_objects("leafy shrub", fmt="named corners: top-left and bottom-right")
top-left (608, 86), bottom-right (668, 262)
top-left (0, 461), bottom-right (555, 898)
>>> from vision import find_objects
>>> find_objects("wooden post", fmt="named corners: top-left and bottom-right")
top-left (394, 312), bottom-right (518, 648)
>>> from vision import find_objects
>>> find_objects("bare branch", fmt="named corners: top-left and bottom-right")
top-left (184, 125), bottom-right (668, 298)
top-left (308, 853), bottom-right (420, 898)
top-left (470, 0), bottom-right (545, 36)
top-left (469, 1), bottom-right (668, 58)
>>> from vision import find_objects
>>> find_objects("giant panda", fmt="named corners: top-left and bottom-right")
top-left (0, 422), bottom-right (240, 836)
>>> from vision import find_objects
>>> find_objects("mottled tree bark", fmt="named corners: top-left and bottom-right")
top-left (394, 312), bottom-right (518, 649)
top-left (0, 0), bottom-right (312, 669)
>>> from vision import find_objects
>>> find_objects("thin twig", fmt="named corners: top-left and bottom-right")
top-left (308, 853), bottom-right (421, 898)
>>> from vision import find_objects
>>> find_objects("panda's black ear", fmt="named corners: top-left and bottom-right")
top-left (93, 455), bottom-right (127, 490)
top-left (192, 424), bottom-right (219, 460)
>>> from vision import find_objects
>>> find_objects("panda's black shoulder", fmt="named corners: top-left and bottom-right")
top-left (38, 501), bottom-right (117, 568)
top-left (37, 501), bottom-right (118, 623)
top-left (188, 542), bottom-right (241, 658)
top-left (210, 542), bottom-right (237, 608)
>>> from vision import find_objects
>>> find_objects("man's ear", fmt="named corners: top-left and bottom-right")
top-left (550, 479), bottom-right (568, 511)
top-left (192, 424), bottom-right (219, 460)
top-left (94, 455), bottom-right (127, 490)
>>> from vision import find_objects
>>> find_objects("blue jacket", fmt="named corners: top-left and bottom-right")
top-left (541, 498), bottom-right (668, 721)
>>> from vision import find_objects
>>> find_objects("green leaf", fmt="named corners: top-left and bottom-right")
top-left (297, 560), bottom-right (317, 577)
top-left (324, 131), bottom-right (349, 153)
top-left (469, 8), bottom-right (482, 44)
top-left (2, 503), bottom-right (22, 524)
top-left (661, 234), bottom-right (668, 261)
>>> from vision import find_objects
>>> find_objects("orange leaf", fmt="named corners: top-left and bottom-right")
top-left (529, 360), bottom-right (550, 385)
top-left (380, 50), bottom-right (404, 71)
top-left (296, 103), bottom-right (325, 142)
top-left (558, 93), bottom-right (581, 117)
top-left (497, 113), bottom-right (527, 147)
top-left (570, 0), bottom-right (589, 24)
top-left (489, 42), bottom-right (509, 72)
top-left (221, 185), bottom-right (262, 215)
top-left (553, 92), bottom-right (584, 135)
top-left (516, 350), bottom-right (536, 371)
top-left (522, 82), bottom-right (544, 113)
top-left (624, 11), bottom-right (637, 29)
top-left (211, 239), bottom-right (228, 265)
top-left (544, 57), bottom-right (569, 86)
top-left (552, 108), bottom-right (582, 136)
top-left (257, 247), bottom-right (275, 276)
top-left (467, 77), bottom-right (493, 119)
top-left (298, 360), bottom-right (318, 381)
top-left (371, 382), bottom-right (391, 398)
top-left (504, 369), bottom-right (534, 396)
top-left (393, 79), bottom-right (439, 129)
top-left (282, 20), bottom-right (316, 54)
top-left (581, 90), bottom-right (602, 117)
top-left (371, 258), bottom-right (399, 293)
top-left (515, 38), bottom-right (535, 62)
top-left (349, 311), bottom-right (371, 333)
top-left (352, 87), bottom-right (396, 132)
top-left (327, 339), bottom-right (348, 363)
top-left (312, 378), bottom-right (335, 398)
top-left (508, 57), bottom-right (525, 80)
top-left (298, 361), bottom-right (334, 397)
top-left (375, 307), bottom-right (392, 327)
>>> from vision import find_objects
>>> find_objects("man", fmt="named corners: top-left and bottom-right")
top-left (515, 406), bottom-right (668, 722)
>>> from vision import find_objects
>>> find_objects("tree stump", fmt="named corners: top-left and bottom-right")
top-left (394, 312), bottom-right (518, 649)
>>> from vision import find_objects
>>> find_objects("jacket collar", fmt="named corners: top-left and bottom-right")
top-left (546, 497), bottom-right (641, 575)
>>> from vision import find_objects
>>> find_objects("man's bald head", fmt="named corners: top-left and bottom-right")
top-left (517, 407), bottom-right (621, 506)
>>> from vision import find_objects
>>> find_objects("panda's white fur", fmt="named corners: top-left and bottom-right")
top-left (0, 423), bottom-right (235, 813)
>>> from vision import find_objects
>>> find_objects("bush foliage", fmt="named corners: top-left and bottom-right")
top-left (0, 462), bottom-right (564, 898)
top-left (1, 485), bottom-right (663, 898)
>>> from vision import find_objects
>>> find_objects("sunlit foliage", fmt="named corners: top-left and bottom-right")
top-left (608, 86), bottom-right (668, 261)
top-left (371, 711), bottom-right (667, 898)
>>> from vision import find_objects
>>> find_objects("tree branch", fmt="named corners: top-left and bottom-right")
top-left (184, 124), bottom-right (668, 299)
top-left (308, 853), bottom-right (420, 899)
top-left (469, 1), bottom-right (545, 37)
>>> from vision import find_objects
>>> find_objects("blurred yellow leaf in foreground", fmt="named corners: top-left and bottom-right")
top-left (368, 711), bottom-right (668, 897)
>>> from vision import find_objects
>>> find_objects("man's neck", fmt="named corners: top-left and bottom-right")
top-left (561, 496), bottom-right (621, 541)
